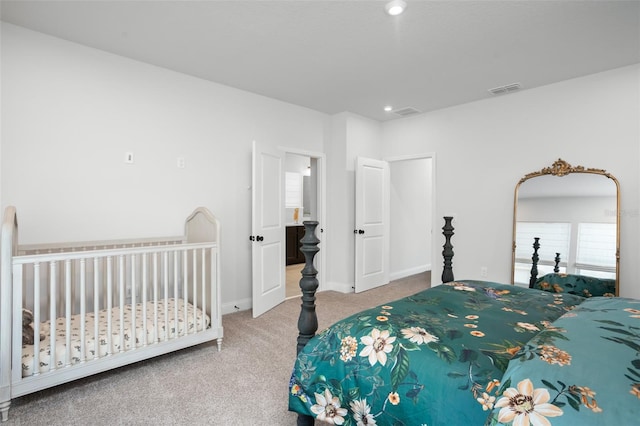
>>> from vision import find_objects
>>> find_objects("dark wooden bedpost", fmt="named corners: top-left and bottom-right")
top-left (554, 253), bottom-right (560, 273)
top-left (442, 216), bottom-right (454, 283)
top-left (296, 221), bottom-right (320, 426)
top-left (529, 237), bottom-right (540, 288)
top-left (296, 221), bottom-right (320, 354)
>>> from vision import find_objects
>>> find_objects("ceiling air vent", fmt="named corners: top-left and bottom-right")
top-left (392, 106), bottom-right (422, 117)
top-left (488, 83), bottom-right (522, 95)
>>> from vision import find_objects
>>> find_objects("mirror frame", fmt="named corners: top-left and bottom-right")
top-left (511, 158), bottom-right (620, 295)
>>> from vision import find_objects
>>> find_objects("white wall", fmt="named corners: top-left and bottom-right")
top-left (382, 64), bottom-right (640, 299)
top-left (4, 23), bottom-right (638, 305)
top-left (0, 23), bottom-right (329, 311)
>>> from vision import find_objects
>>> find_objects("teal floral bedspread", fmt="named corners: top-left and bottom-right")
top-left (288, 280), bottom-right (586, 425)
top-left (486, 296), bottom-right (640, 426)
top-left (533, 273), bottom-right (616, 298)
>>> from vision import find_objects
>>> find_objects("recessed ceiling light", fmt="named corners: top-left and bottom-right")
top-left (384, 105), bottom-right (393, 112)
top-left (385, 0), bottom-right (407, 16)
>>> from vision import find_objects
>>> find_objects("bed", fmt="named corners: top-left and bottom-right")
top-left (288, 221), bottom-right (639, 425)
top-left (0, 206), bottom-right (223, 422)
top-left (527, 237), bottom-right (617, 298)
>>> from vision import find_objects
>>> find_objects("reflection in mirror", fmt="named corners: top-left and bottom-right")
top-left (512, 159), bottom-right (620, 296)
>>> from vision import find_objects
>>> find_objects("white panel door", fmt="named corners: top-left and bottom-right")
top-left (251, 141), bottom-right (285, 317)
top-left (355, 157), bottom-right (390, 293)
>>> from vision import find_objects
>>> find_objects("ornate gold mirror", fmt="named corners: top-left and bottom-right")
top-left (512, 159), bottom-right (620, 295)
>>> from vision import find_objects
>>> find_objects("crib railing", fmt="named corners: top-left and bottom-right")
top-left (18, 236), bottom-right (184, 255)
top-left (17, 243), bottom-right (209, 318)
top-left (12, 241), bottom-right (217, 377)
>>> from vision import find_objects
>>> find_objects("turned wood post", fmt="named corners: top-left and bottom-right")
top-left (296, 221), bottom-right (320, 355)
top-left (529, 237), bottom-right (540, 288)
top-left (554, 253), bottom-right (560, 273)
top-left (442, 216), bottom-right (454, 283)
top-left (296, 221), bottom-right (319, 426)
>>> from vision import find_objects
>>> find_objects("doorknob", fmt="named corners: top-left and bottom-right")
top-left (359, 229), bottom-right (365, 234)
top-left (256, 235), bottom-right (264, 242)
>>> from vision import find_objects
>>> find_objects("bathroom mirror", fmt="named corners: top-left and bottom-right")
top-left (512, 159), bottom-right (620, 295)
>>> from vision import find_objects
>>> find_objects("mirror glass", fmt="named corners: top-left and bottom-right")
top-left (512, 159), bottom-right (620, 294)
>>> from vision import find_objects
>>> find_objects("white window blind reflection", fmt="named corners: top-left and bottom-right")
top-left (285, 172), bottom-right (302, 208)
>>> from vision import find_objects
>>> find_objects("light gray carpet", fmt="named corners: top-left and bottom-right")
top-left (5, 272), bottom-right (430, 425)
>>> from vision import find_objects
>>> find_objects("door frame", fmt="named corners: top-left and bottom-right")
top-left (280, 146), bottom-right (326, 294)
top-left (384, 152), bottom-right (437, 283)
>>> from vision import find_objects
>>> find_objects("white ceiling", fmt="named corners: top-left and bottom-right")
top-left (1, 0), bottom-right (639, 122)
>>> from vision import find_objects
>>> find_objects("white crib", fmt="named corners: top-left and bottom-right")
top-left (0, 206), bottom-right (223, 422)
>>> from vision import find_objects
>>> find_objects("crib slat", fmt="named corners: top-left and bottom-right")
top-left (173, 251), bottom-right (179, 338)
top-left (80, 259), bottom-right (86, 363)
top-left (93, 257), bottom-right (99, 360)
top-left (49, 261), bottom-right (57, 371)
top-left (56, 257), bottom-right (63, 325)
top-left (118, 255), bottom-right (125, 352)
top-left (192, 250), bottom-right (197, 332)
top-left (163, 251), bottom-right (169, 341)
top-left (107, 256), bottom-right (113, 356)
top-left (130, 254), bottom-right (136, 350)
top-left (33, 263), bottom-right (41, 375)
top-left (201, 248), bottom-right (206, 332)
top-left (142, 253), bottom-right (148, 346)
top-left (65, 259), bottom-right (72, 366)
top-left (183, 249), bottom-right (188, 335)
top-left (70, 251), bottom-right (76, 317)
top-left (153, 252), bottom-right (158, 343)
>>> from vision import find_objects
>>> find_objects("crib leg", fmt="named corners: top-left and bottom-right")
top-left (0, 400), bottom-right (10, 422)
top-left (216, 338), bottom-right (222, 352)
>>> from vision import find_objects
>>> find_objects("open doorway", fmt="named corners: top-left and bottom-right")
top-left (251, 143), bottom-right (324, 317)
top-left (388, 155), bottom-right (433, 282)
top-left (284, 153), bottom-right (322, 298)
top-left (352, 155), bottom-right (433, 293)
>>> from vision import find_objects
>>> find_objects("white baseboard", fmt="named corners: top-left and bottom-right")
top-left (389, 264), bottom-right (431, 282)
top-left (323, 280), bottom-right (354, 293)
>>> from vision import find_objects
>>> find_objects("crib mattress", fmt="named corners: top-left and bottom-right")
top-left (22, 298), bottom-right (210, 377)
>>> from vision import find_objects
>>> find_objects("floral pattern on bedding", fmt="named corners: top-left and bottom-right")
top-left (533, 273), bottom-right (616, 298)
top-left (485, 296), bottom-right (640, 426)
top-left (22, 298), bottom-right (210, 376)
top-left (289, 280), bottom-right (586, 425)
